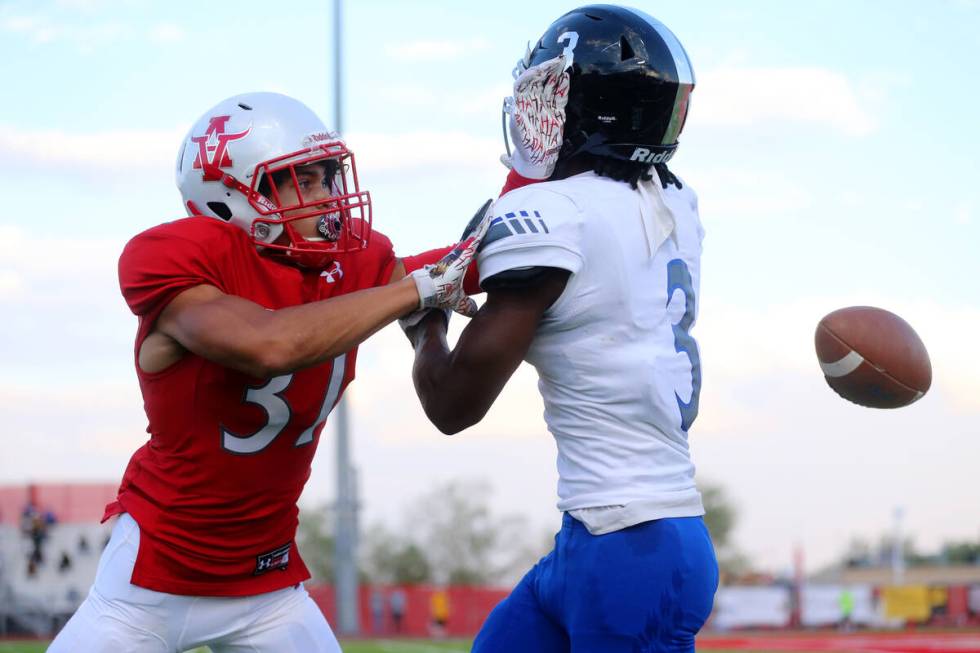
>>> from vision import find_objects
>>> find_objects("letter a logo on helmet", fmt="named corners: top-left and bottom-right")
top-left (191, 116), bottom-right (251, 181)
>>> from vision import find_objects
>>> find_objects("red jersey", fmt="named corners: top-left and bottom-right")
top-left (105, 217), bottom-right (397, 596)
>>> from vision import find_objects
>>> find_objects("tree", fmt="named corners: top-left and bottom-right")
top-left (296, 505), bottom-right (335, 583)
top-left (407, 479), bottom-right (501, 585)
top-left (361, 478), bottom-right (553, 586)
top-left (943, 540), bottom-right (980, 564)
top-left (362, 524), bottom-right (432, 584)
top-left (701, 483), bottom-right (736, 551)
top-left (842, 537), bottom-right (873, 567)
top-left (700, 482), bottom-right (750, 576)
top-left (836, 534), bottom-right (926, 568)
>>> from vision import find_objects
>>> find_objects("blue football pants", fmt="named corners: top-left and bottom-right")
top-left (472, 514), bottom-right (718, 653)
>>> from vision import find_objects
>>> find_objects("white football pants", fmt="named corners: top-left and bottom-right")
top-left (48, 514), bottom-right (341, 653)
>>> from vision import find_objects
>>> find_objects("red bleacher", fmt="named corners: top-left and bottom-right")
top-left (308, 584), bottom-right (508, 638)
top-left (0, 483), bottom-right (117, 525)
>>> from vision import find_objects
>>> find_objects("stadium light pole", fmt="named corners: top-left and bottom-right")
top-left (332, 0), bottom-right (360, 636)
top-left (892, 506), bottom-right (905, 586)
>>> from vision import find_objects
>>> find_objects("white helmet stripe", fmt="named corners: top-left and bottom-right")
top-left (623, 7), bottom-right (695, 86)
top-left (622, 7), bottom-right (695, 146)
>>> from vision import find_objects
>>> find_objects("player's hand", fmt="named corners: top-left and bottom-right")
top-left (410, 206), bottom-right (493, 317)
top-left (501, 54), bottom-right (570, 180)
top-left (398, 308), bottom-right (449, 347)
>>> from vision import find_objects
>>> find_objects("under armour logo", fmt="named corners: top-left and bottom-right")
top-left (320, 261), bottom-right (344, 283)
top-left (254, 543), bottom-right (291, 576)
top-left (191, 115), bottom-right (251, 181)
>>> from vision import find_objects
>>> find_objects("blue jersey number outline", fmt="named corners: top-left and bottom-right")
top-left (666, 259), bottom-right (701, 431)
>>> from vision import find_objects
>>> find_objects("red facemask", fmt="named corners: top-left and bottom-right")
top-left (217, 141), bottom-right (372, 269)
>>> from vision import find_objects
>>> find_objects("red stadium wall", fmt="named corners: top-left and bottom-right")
top-left (307, 584), bottom-right (509, 638)
top-left (0, 483), bottom-right (118, 525)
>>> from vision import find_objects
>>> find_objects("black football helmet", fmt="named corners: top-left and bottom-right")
top-left (520, 5), bottom-right (695, 165)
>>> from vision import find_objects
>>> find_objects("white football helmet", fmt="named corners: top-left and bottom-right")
top-left (176, 92), bottom-right (371, 268)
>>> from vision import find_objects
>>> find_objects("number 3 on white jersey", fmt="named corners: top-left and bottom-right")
top-left (667, 260), bottom-right (701, 431)
top-left (222, 354), bottom-right (347, 454)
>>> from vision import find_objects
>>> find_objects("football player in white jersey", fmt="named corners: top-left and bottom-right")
top-left (403, 5), bottom-right (718, 652)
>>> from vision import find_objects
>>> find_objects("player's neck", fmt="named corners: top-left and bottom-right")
top-left (551, 157), bottom-right (592, 181)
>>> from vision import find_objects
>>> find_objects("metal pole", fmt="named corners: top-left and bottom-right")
top-left (333, 0), bottom-right (360, 636)
top-left (333, 0), bottom-right (343, 137)
top-left (892, 507), bottom-right (905, 586)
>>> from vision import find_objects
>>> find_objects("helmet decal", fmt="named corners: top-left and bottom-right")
top-left (557, 31), bottom-right (578, 70)
top-left (191, 115), bottom-right (251, 181)
top-left (302, 131), bottom-right (341, 148)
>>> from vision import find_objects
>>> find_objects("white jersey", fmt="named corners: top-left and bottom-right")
top-left (478, 171), bottom-right (705, 532)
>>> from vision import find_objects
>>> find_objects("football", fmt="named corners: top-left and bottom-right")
top-left (814, 306), bottom-right (932, 408)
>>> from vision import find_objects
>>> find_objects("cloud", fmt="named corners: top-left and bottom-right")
top-left (0, 124), bottom-right (184, 175)
top-left (345, 130), bottom-right (503, 174)
top-left (953, 201), bottom-right (973, 226)
top-left (0, 270), bottom-right (24, 298)
top-left (0, 14), bottom-right (60, 44)
top-left (1, 14), bottom-right (42, 33)
top-left (384, 37), bottom-right (490, 61)
top-left (0, 123), bottom-right (501, 180)
top-left (371, 82), bottom-right (511, 117)
top-left (349, 320), bottom-right (545, 443)
top-left (0, 380), bottom-right (146, 482)
top-left (0, 223), bottom-right (127, 309)
top-left (336, 292), bottom-right (980, 571)
top-left (0, 10), bottom-right (126, 50)
top-left (148, 22), bottom-right (185, 44)
top-left (695, 296), bottom-right (980, 416)
top-left (691, 66), bottom-right (877, 135)
top-left (0, 5), bottom-right (178, 52)
top-left (54, 0), bottom-right (116, 10)
top-left (686, 166), bottom-right (812, 216)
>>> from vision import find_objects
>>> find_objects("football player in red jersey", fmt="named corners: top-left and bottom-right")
top-left (48, 92), bottom-right (488, 653)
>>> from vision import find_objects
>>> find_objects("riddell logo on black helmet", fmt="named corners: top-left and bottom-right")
top-left (629, 147), bottom-right (675, 164)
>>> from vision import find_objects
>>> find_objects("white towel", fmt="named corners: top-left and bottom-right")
top-left (636, 167), bottom-right (677, 258)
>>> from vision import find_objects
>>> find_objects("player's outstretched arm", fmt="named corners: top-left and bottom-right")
top-left (408, 268), bottom-right (569, 434)
top-left (152, 279), bottom-right (420, 378)
top-left (148, 222), bottom-right (489, 379)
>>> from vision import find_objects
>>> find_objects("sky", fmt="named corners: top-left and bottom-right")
top-left (0, 0), bottom-right (978, 576)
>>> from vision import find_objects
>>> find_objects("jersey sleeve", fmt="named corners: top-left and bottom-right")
top-left (363, 230), bottom-right (398, 287)
top-left (478, 185), bottom-right (585, 287)
top-left (118, 220), bottom-right (230, 331)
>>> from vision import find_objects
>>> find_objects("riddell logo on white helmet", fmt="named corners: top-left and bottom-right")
top-left (629, 147), bottom-right (675, 164)
top-left (302, 131), bottom-right (341, 148)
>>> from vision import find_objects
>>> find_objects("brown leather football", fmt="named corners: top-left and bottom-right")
top-left (814, 306), bottom-right (932, 408)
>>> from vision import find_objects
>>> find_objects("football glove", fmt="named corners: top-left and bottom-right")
top-left (409, 205), bottom-right (493, 317)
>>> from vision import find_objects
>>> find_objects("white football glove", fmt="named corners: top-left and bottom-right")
top-left (409, 205), bottom-right (493, 317)
top-left (501, 54), bottom-right (570, 180)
